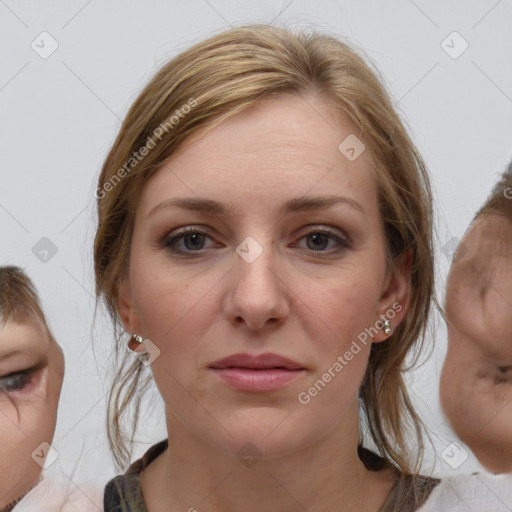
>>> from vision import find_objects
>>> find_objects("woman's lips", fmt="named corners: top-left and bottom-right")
top-left (209, 352), bottom-right (306, 391)
top-left (210, 367), bottom-right (305, 392)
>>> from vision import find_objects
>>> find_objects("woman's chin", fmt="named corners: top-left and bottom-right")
top-left (197, 418), bottom-right (320, 462)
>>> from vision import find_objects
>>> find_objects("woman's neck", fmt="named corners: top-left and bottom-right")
top-left (140, 407), bottom-right (396, 512)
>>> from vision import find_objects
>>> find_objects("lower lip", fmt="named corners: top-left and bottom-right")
top-left (210, 368), bottom-right (305, 392)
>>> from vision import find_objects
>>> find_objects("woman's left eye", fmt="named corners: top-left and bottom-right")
top-left (0, 372), bottom-right (32, 393)
top-left (296, 228), bottom-right (350, 252)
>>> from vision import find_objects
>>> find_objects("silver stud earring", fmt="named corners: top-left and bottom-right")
top-left (128, 333), bottom-right (144, 352)
top-left (383, 320), bottom-right (391, 335)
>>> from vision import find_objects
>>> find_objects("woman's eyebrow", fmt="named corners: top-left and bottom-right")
top-left (283, 195), bottom-right (366, 215)
top-left (148, 195), bottom-right (366, 218)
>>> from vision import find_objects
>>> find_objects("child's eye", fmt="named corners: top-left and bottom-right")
top-left (0, 363), bottom-right (43, 394)
top-left (0, 372), bottom-right (32, 392)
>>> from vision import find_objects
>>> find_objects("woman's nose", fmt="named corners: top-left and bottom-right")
top-left (222, 236), bottom-right (290, 331)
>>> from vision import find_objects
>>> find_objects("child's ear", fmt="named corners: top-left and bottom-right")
top-left (372, 248), bottom-right (413, 343)
top-left (115, 277), bottom-right (140, 334)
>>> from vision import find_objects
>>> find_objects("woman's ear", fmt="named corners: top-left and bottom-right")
top-left (115, 277), bottom-right (140, 334)
top-left (372, 248), bottom-right (413, 343)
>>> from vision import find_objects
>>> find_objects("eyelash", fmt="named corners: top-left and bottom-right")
top-left (0, 365), bottom-right (40, 394)
top-left (162, 226), bottom-right (351, 255)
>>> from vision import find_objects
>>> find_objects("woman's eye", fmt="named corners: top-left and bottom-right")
top-left (162, 227), bottom-right (350, 255)
top-left (297, 229), bottom-right (350, 252)
top-left (0, 373), bottom-right (31, 393)
top-left (163, 228), bottom-right (215, 254)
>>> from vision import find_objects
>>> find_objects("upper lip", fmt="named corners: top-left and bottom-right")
top-left (209, 352), bottom-right (305, 370)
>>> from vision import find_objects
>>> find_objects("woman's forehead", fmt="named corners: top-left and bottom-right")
top-left (137, 97), bottom-right (378, 220)
top-left (177, 94), bottom-right (360, 155)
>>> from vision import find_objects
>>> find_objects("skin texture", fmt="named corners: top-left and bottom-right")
top-left (0, 317), bottom-right (64, 507)
top-left (441, 213), bottom-right (512, 474)
top-left (117, 94), bottom-right (413, 512)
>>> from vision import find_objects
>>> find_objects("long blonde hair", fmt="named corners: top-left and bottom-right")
top-left (94, 24), bottom-right (434, 477)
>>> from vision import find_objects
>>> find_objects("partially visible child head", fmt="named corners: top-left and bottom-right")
top-left (0, 266), bottom-right (64, 508)
top-left (441, 162), bottom-right (512, 473)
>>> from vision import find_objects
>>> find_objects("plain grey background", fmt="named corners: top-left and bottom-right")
top-left (1, 0), bottom-right (511, 493)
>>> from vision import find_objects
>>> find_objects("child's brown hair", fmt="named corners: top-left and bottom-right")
top-left (0, 266), bottom-right (52, 336)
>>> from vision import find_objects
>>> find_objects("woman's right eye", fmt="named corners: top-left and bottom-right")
top-left (163, 227), bottom-right (216, 254)
top-left (0, 372), bottom-right (31, 393)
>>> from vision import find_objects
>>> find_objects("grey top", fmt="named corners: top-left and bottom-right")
top-left (103, 440), bottom-right (440, 512)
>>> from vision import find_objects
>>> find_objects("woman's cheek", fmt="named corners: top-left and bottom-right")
top-left (321, 278), bottom-right (377, 332)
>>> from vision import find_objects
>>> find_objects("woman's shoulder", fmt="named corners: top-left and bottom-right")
top-left (358, 446), bottom-right (441, 511)
top-left (418, 471), bottom-right (512, 511)
top-left (104, 439), bottom-right (168, 512)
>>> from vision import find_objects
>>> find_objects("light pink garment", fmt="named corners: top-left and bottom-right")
top-left (418, 472), bottom-right (512, 511)
top-left (13, 476), bottom-right (104, 512)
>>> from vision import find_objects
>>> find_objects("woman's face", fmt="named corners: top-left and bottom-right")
top-left (118, 94), bottom-right (410, 457)
top-left (0, 317), bottom-right (64, 506)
